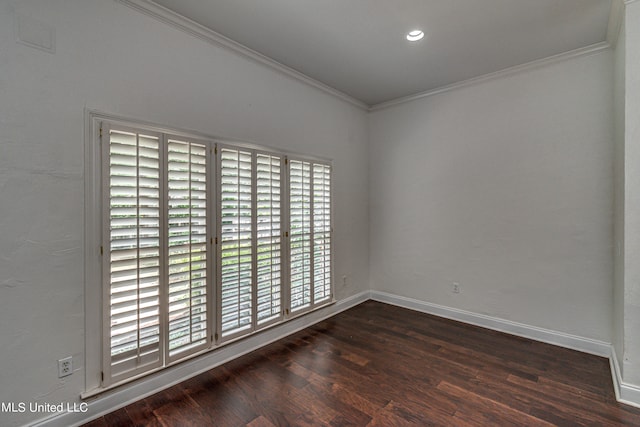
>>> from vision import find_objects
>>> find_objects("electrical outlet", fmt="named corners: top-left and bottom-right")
top-left (58, 357), bottom-right (73, 378)
top-left (452, 282), bottom-right (460, 294)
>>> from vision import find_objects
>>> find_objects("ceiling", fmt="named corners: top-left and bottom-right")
top-left (152, 0), bottom-right (613, 107)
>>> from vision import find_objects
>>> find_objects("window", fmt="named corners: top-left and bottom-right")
top-left (166, 137), bottom-right (210, 360)
top-left (99, 119), bottom-right (332, 387)
top-left (288, 160), bottom-right (332, 313)
top-left (103, 125), bottom-right (163, 383)
top-left (217, 147), bottom-right (284, 342)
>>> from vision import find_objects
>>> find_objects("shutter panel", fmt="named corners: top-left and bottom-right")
top-left (313, 164), bottom-right (331, 303)
top-left (289, 160), bottom-right (311, 312)
top-left (256, 154), bottom-right (282, 325)
top-left (167, 138), bottom-right (208, 358)
top-left (219, 148), bottom-right (253, 338)
top-left (100, 117), bottom-right (333, 388)
top-left (107, 127), bottom-right (162, 380)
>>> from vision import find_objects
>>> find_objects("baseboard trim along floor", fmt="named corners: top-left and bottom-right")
top-left (33, 290), bottom-right (639, 426)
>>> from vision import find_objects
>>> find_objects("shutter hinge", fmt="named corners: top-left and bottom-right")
top-left (214, 333), bottom-right (219, 341)
top-left (100, 245), bottom-right (103, 256)
top-left (285, 157), bottom-right (288, 165)
top-left (99, 127), bottom-right (103, 139)
top-left (285, 309), bottom-right (290, 315)
top-left (214, 146), bottom-right (217, 155)
top-left (285, 231), bottom-right (289, 238)
top-left (215, 236), bottom-right (218, 245)
top-left (101, 371), bottom-right (104, 382)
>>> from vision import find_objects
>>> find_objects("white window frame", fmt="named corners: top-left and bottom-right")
top-left (84, 111), bottom-right (334, 394)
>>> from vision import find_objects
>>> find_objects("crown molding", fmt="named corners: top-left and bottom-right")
top-left (117, 0), bottom-right (618, 114)
top-left (369, 42), bottom-right (610, 112)
top-left (115, 0), bottom-right (368, 111)
top-left (607, 0), bottom-right (625, 48)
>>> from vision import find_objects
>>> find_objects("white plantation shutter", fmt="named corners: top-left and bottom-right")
top-left (104, 126), bottom-right (163, 382)
top-left (98, 116), bottom-right (333, 387)
top-left (289, 160), bottom-right (312, 312)
top-left (166, 138), bottom-right (209, 359)
top-left (256, 154), bottom-right (282, 325)
top-left (313, 164), bottom-right (332, 303)
top-left (218, 147), bottom-right (253, 338)
top-left (288, 159), bottom-right (333, 313)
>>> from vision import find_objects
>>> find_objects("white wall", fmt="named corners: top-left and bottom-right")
top-left (622, 0), bottom-right (640, 387)
top-left (1, 0), bottom-right (635, 424)
top-left (369, 50), bottom-right (613, 342)
top-left (614, 0), bottom-right (640, 398)
top-left (613, 12), bottom-right (626, 373)
top-left (0, 1), bottom-right (369, 426)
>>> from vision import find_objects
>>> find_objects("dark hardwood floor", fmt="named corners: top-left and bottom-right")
top-left (84, 301), bottom-right (640, 426)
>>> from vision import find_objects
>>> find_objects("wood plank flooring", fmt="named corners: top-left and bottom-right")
top-left (84, 301), bottom-right (640, 426)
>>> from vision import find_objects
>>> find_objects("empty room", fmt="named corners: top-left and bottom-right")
top-left (1, 0), bottom-right (640, 425)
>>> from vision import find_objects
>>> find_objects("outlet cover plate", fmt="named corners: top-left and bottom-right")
top-left (58, 356), bottom-right (72, 378)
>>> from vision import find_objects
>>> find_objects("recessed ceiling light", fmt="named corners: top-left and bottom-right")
top-left (406, 30), bottom-right (424, 42)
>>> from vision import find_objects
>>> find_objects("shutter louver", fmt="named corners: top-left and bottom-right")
top-left (313, 164), bottom-right (331, 303)
top-left (289, 160), bottom-right (312, 312)
top-left (219, 148), bottom-right (253, 337)
top-left (108, 128), bottom-right (162, 379)
top-left (256, 154), bottom-right (282, 325)
top-left (167, 138), bottom-right (208, 358)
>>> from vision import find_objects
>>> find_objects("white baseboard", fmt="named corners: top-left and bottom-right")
top-left (31, 291), bottom-right (370, 427)
top-left (371, 291), bottom-right (640, 408)
top-left (370, 291), bottom-right (611, 357)
top-left (610, 347), bottom-right (640, 409)
top-left (31, 289), bottom-right (640, 426)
